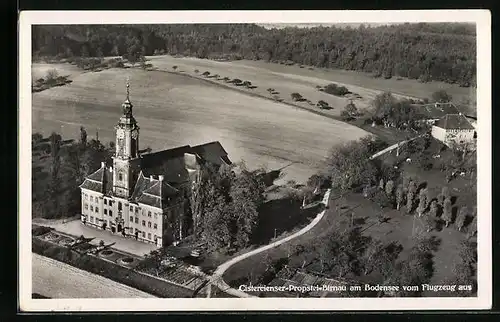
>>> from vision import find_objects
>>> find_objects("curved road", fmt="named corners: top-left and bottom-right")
top-left (209, 189), bottom-right (331, 297)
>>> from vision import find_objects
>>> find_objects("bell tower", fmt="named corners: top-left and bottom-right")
top-left (113, 78), bottom-right (141, 199)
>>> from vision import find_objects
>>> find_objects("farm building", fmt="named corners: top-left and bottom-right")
top-left (431, 113), bottom-right (476, 148)
top-left (413, 102), bottom-right (461, 125)
top-left (79, 81), bottom-right (231, 247)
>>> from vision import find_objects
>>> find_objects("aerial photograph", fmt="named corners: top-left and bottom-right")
top-left (30, 22), bottom-right (478, 300)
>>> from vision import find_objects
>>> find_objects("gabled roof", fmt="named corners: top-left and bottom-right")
top-left (130, 171), bottom-right (179, 209)
top-left (139, 141), bottom-right (231, 184)
top-left (79, 165), bottom-right (113, 194)
top-left (413, 102), bottom-right (460, 120)
top-left (434, 114), bottom-right (475, 130)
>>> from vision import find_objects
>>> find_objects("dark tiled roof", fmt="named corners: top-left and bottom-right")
top-left (137, 193), bottom-right (162, 209)
top-left (130, 172), bottom-right (180, 208)
top-left (191, 141), bottom-right (231, 166)
top-left (413, 103), bottom-right (460, 119)
top-left (80, 166), bottom-right (113, 194)
top-left (139, 141), bottom-right (231, 183)
top-left (434, 114), bottom-right (475, 130)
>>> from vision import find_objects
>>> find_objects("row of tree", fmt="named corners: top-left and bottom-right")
top-left (32, 127), bottom-right (114, 219)
top-left (33, 23), bottom-right (476, 86)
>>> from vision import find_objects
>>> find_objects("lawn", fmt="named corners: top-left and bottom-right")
top-left (32, 65), bottom-right (368, 184)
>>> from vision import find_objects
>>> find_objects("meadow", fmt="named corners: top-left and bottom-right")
top-left (32, 64), bottom-right (368, 184)
top-left (148, 55), bottom-right (475, 115)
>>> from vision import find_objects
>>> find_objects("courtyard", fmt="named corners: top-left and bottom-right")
top-left (38, 218), bottom-right (158, 257)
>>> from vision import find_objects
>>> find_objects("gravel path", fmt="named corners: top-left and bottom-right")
top-left (32, 253), bottom-right (156, 298)
top-left (209, 189), bottom-right (331, 297)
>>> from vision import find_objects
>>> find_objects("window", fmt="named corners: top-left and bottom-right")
top-left (130, 206), bottom-right (133, 211)
top-left (148, 222), bottom-right (151, 228)
top-left (135, 217), bottom-right (138, 224)
top-left (104, 209), bottom-right (107, 215)
top-left (109, 210), bottom-right (113, 217)
top-left (148, 233), bottom-right (151, 240)
top-left (85, 194), bottom-right (88, 200)
top-left (84, 204), bottom-right (88, 210)
top-left (90, 196), bottom-right (94, 202)
top-left (142, 232), bottom-right (145, 238)
top-left (135, 208), bottom-right (139, 214)
top-left (154, 223), bottom-right (157, 230)
top-left (95, 207), bottom-right (99, 213)
top-left (118, 202), bottom-right (122, 211)
top-left (130, 216), bottom-right (133, 222)
top-left (90, 205), bottom-right (94, 212)
top-left (148, 211), bottom-right (151, 217)
top-left (104, 199), bottom-right (107, 205)
top-left (154, 235), bottom-right (158, 242)
top-left (118, 172), bottom-right (123, 181)
top-left (90, 216), bottom-right (94, 223)
top-left (142, 220), bottom-right (145, 226)
top-left (154, 213), bottom-right (158, 219)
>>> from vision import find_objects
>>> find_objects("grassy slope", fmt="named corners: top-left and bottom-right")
top-left (32, 65), bottom-right (368, 184)
top-left (148, 55), bottom-right (475, 114)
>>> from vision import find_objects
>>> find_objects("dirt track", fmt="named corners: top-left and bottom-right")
top-left (32, 253), bottom-right (156, 298)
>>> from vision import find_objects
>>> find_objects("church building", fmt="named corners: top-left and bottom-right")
top-left (79, 81), bottom-right (231, 247)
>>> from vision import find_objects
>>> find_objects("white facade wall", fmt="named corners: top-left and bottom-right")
top-left (431, 126), bottom-right (475, 147)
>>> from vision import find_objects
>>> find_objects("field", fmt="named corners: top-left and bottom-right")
top-left (32, 64), bottom-right (369, 184)
top-left (147, 55), bottom-right (475, 114)
top-left (32, 253), bottom-right (156, 298)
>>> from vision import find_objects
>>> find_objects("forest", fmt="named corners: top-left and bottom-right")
top-left (32, 23), bottom-right (476, 87)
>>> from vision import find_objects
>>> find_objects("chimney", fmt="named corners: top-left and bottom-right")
top-left (159, 175), bottom-right (164, 181)
top-left (101, 162), bottom-right (105, 168)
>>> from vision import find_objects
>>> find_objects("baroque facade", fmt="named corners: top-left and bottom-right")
top-left (79, 82), bottom-right (231, 247)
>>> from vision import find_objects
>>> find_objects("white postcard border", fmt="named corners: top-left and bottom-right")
top-left (18, 10), bottom-right (492, 311)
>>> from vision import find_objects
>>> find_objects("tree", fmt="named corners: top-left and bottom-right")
top-left (407, 180), bottom-right (417, 198)
top-left (438, 186), bottom-right (450, 206)
top-left (423, 214), bottom-right (435, 232)
top-left (442, 197), bottom-right (453, 227)
top-left (317, 100), bottom-right (329, 109)
top-left (385, 180), bottom-right (394, 199)
top-left (96, 47), bottom-right (103, 58)
top-left (46, 69), bottom-right (59, 81)
top-left (419, 188), bottom-right (429, 212)
top-left (431, 90), bottom-right (452, 103)
top-left (379, 178), bottom-right (385, 190)
top-left (406, 191), bottom-right (414, 213)
top-left (79, 126), bottom-right (87, 148)
top-left (291, 92), bottom-right (304, 101)
top-left (429, 200), bottom-right (439, 217)
top-left (325, 136), bottom-right (380, 192)
top-left (344, 101), bottom-right (359, 116)
top-left (417, 195), bottom-right (426, 217)
top-left (455, 206), bottom-right (468, 231)
top-left (468, 216), bottom-right (477, 238)
top-left (395, 184), bottom-right (404, 210)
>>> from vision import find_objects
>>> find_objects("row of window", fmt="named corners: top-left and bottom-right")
top-left (85, 218), bottom-right (159, 242)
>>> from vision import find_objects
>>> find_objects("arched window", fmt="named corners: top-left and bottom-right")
top-left (118, 202), bottom-right (122, 211)
top-left (118, 172), bottom-right (123, 181)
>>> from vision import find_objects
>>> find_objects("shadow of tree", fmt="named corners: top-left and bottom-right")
top-left (251, 198), bottom-right (321, 246)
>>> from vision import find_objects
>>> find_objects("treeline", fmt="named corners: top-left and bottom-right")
top-left (33, 23), bottom-right (476, 86)
top-left (32, 128), bottom-right (114, 219)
